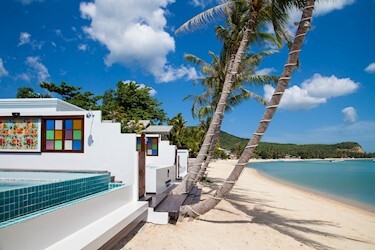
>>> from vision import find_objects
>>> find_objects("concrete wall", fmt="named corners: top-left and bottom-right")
top-left (177, 149), bottom-right (189, 177)
top-left (0, 185), bottom-right (134, 250)
top-left (145, 165), bottom-right (175, 193)
top-left (146, 139), bottom-right (176, 167)
top-left (0, 110), bottom-right (138, 187)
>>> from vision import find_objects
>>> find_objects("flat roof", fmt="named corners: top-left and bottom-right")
top-left (0, 98), bottom-right (85, 111)
top-left (143, 125), bottom-right (173, 135)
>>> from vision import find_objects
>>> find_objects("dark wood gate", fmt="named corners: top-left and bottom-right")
top-left (138, 133), bottom-right (146, 199)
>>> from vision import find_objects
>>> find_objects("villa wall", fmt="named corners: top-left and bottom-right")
top-left (0, 109), bottom-right (138, 187)
top-left (146, 140), bottom-right (176, 167)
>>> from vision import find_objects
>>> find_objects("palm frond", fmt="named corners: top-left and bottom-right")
top-left (176, 2), bottom-right (230, 34)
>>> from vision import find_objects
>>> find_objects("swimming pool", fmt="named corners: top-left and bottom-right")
top-left (0, 170), bottom-right (111, 223)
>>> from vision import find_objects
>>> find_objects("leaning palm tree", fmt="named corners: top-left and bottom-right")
top-left (173, 0), bottom-right (297, 194)
top-left (180, 0), bottom-right (316, 217)
top-left (185, 50), bottom-right (279, 183)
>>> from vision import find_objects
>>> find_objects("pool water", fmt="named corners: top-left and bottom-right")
top-left (0, 171), bottom-right (111, 223)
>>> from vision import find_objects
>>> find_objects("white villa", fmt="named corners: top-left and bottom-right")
top-left (0, 98), bottom-right (188, 249)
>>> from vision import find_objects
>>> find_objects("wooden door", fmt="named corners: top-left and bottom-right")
top-left (138, 133), bottom-right (146, 199)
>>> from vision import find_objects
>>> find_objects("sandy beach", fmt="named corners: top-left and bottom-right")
top-left (120, 160), bottom-right (375, 250)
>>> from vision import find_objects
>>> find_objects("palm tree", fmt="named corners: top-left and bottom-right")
top-left (185, 50), bottom-right (278, 183)
top-left (169, 113), bottom-right (188, 148)
top-left (173, 0), bottom-right (297, 194)
top-left (179, 0), bottom-right (316, 217)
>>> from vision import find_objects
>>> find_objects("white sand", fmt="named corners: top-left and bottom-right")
top-left (121, 160), bottom-right (375, 250)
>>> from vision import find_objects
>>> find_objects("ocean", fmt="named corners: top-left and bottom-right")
top-left (249, 160), bottom-right (375, 211)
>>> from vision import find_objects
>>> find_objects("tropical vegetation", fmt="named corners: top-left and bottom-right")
top-left (16, 81), bottom-right (167, 133)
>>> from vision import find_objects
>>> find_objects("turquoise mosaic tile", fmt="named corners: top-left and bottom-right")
top-left (0, 172), bottom-right (111, 223)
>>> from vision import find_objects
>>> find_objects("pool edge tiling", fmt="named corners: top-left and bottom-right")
top-left (0, 171), bottom-right (111, 223)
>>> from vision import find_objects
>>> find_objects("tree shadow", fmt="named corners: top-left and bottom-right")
top-left (200, 176), bottom-right (371, 250)
top-left (230, 196), bottom-right (369, 250)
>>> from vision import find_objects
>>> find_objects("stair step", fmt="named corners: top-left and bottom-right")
top-left (150, 193), bottom-right (168, 208)
top-left (155, 194), bottom-right (188, 220)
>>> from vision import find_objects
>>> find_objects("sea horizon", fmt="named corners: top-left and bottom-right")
top-left (248, 159), bottom-right (375, 213)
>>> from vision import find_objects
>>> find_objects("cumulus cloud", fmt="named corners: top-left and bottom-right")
top-left (314, 0), bottom-right (355, 16)
top-left (263, 73), bottom-right (359, 111)
top-left (280, 0), bottom-right (355, 36)
top-left (342, 107), bottom-right (357, 124)
top-left (15, 73), bottom-right (31, 82)
top-left (17, 32), bottom-right (43, 49)
top-left (301, 74), bottom-right (359, 99)
top-left (0, 58), bottom-right (9, 77)
top-left (264, 84), bottom-right (326, 110)
top-left (364, 62), bottom-right (375, 73)
top-left (18, 32), bottom-right (31, 46)
top-left (78, 44), bottom-right (88, 51)
top-left (80, 0), bottom-right (193, 82)
top-left (189, 0), bottom-right (214, 8)
top-left (157, 66), bottom-right (199, 83)
top-left (255, 67), bottom-right (276, 75)
top-left (122, 80), bottom-right (157, 96)
top-left (25, 56), bottom-right (50, 82)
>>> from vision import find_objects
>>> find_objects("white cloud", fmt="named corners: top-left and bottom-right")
top-left (80, 0), bottom-right (193, 83)
top-left (364, 62), bottom-right (375, 73)
top-left (314, 0), bottom-right (355, 16)
top-left (255, 67), bottom-right (276, 75)
top-left (18, 32), bottom-right (31, 46)
top-left (122, 80), bottom-right (157, 96)
top-left (190, 0), bottom-right (213, 8)
top-left (301, 73), bottom-right (359, 99)
top-left (157, 65), bottom-right (199, 83)
top-left (263, 74), bottom-right (359, 111)
top-left (17, 32), bottom-right (43, 49)
top-left (264, 84), bottom-right (326, 110)
top-left (15, 73), bottom-right (31, 82)
top-left (342, 107), bottom-right (357, 124)
top-left (16, 0), bottom-right (44, 5)
top-left (78, 44), bottom-right (88, 51)
top-left (0, 58), bottom-right (9, 77)
top-left (281, 0), bottom-right (355, 36)
top-left (25, 56), bottom-right (50, 82)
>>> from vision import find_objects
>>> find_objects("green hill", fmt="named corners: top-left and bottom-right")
top-left (219, 131), bottom-right (369, 159)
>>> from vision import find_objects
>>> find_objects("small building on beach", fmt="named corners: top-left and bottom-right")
top-left (0, 98), bottom-right (186, 249)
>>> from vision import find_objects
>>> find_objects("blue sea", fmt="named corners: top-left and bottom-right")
top-left (249, 160), bottom-right (375, 211)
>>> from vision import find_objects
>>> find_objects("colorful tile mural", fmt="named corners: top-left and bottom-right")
top-left (44, 118), bottom-right (83, 152)
top-left (0, 118), bottom-right (41, 152)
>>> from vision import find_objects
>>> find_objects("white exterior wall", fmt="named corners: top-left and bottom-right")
top-left (146, 139), bottom-right (176, 167)
top-left (145, 165), bottom-right (175, 193)
top-left (177, 149), bottom-right (189, 177)
top-left (0, 185), bottom-right (140, 250)
top-left (0, 109), bottom-right (138, 187)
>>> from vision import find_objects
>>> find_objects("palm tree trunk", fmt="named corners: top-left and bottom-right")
top-left (172, 2), bottom-right (258, 194)
top-left (180, 0), bottom-right (316, 217)
top-left (194, 116), bottom-right (222, 183)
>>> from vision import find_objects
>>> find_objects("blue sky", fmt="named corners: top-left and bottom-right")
top-left (0, 0), bottom-right (374, 152)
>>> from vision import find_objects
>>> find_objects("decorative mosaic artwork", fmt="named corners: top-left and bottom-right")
top-left (45, 118), bottom-right (83, 151)
top-left (147, 137), bottom-right (158, 156)
top-left (0, 118), bottom-right (41, 152)
top-left (136, 136), bottom-right (158, 156)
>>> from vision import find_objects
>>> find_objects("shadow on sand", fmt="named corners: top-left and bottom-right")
top-left (199, 177), bottom-right (369, 250)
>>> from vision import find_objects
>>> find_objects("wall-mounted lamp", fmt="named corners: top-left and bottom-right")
top-left (86, 111), bottom-right (95, 118)
top-left (12, 112), bottom-right (20, 118)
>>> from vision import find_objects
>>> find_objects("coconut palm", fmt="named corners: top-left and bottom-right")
top-left (179, 0), bottom-right (316, 217)
top-left (169, 113), bottom-right (188, 148)
top-left (173, 0), bottom-right (299, 194)
top-left (185, 50), bottom-right (280, 182)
